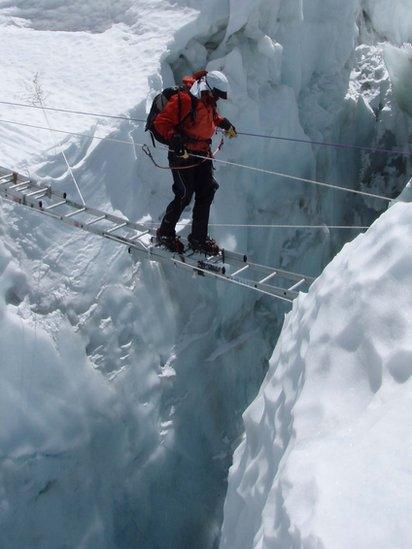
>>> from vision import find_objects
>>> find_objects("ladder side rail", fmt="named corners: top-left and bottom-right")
top-left (0, 173), bottom-right (309, 303)
top-left (229, 265), bottom-right (298, 300)
top-left (45, 187), bottom-right (153, 235)
top-left (224, 250), bottom-right (315, 284)
top-left (130, 247), bottom-right (294, 303)
top-left (0, 188), bottom-right (148, 253)
top-left (16, 174), bottom-right (151, 236)
top-left (166, 256), bottom-right (296, 302)
top-left (5, 172), bottom-right (154, 240)
top-left (251, 279), bottom-right (298, 301)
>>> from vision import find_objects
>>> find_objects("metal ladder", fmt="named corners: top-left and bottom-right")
top-left (0, 167), bottom-right (315, 303)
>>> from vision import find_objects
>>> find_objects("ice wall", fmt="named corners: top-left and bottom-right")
top-left (220, 1), bottom-right (412, 546)
top-left (361, 0), bottom-right (412, 45)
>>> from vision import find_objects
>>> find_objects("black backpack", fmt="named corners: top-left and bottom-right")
top-left (145, 87), bottom-right (197, 146)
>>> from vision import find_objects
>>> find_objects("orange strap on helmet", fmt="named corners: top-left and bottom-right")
top-left (192, 69), bottom-right (208, 80)
top-left (182, 70), bottom-right (208, 89)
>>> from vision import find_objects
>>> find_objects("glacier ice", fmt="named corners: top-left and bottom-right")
top-left (384, 44), bottom-right (412, 116)
top-left (0, 0), bottom-right (410, 547)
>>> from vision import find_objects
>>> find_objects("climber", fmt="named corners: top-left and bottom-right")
top-left (153, 70), bottom-right (237, 255)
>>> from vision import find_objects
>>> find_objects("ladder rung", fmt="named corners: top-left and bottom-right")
top-left (9, 180), bottom-right (30, 190)
top-left (288, 278), bottom-right (305, 292)
top-left (129, 230), bottom-right (150, 241)
top-left (0, 173), bottom-right (12, 183)
top-left (259, 271), bottom-right (277, 285)
top-left (44, 200), bottom-right (67, 210)
top-left (231, 264), bottom-right (250, 278)
top-left (207, 252), bottom-right (224, 263)
top-left (86, 214), bottom-right (106, 225)
top-left (65, 207), bottom-right (86, 218)
top-left (25, 187), bottom-right (49, 197)
top-left (106, 222), bottom-right (127, 234)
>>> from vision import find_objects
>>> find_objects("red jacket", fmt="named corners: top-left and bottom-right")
top-left (154, 87), bottom-right (225, 152)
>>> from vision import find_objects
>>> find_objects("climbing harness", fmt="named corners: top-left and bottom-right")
top-left (141, 137), bottom-right (224, 170)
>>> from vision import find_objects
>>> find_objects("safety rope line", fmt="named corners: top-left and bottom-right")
top-left (1, 99), bottom-right (411, 157)
top-left (237, 131), bottom-right (412, 157)
top-left (0, 117), bottom-right (136, 145)
top-left (0, 118), bottom-right (394, 202)
top-left (38, 99), bottom-right (86, 205)
top-left (176, 149), bottom-right (393, 202)
top-left (0, 99), bottom-right (145, 124)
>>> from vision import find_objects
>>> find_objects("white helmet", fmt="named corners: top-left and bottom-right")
top-left (190, 70), bottom-right (229, 100)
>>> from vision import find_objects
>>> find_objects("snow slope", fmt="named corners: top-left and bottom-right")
top-left (220, 193), bottom-right (412, 549)
top-left (0, 0), bottom-right (198, 167)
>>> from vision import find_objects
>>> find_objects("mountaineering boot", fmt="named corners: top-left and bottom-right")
top-left (156, 229), bottom-right (185, 254)
top-left (188, 235), bottom-right (220, 256)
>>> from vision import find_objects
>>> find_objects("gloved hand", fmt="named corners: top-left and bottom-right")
top-left (170, 134), bottom-right (186, 156)
top-left (220, 118), bottom-right (237, 139)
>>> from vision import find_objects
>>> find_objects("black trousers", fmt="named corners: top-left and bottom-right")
top-left (159, 152), bottom-right (219, 242)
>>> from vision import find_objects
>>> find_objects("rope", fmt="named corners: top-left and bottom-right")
top-left (0, 117), bottom-right (136, 145)
top-left (1, 98), bottom-right (411, 157)
top-left (38, 99), bottom-right (86, 205)
top-left (0, 99), bottom-right (145, 124)
top-left (237, 131), bottom-right (412, 157)
top-left (182, 149), bottom-right (393, 202)
top-left (0, 118), bottom-right (394, 202)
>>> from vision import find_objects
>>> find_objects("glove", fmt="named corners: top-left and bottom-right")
top-left (226, 126), bottom-right (238, 139)
top-left (170, 134), bottom-right (186, 156)
top-left (220, 118), bottom-right (237, 139)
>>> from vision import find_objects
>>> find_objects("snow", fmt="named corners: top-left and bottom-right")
top-left (220, 199), bottom-right (412, 549)
top-left (0, 0), bottom-right (410, 547)
top-left (0, 0), bottom-right (199, 168)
